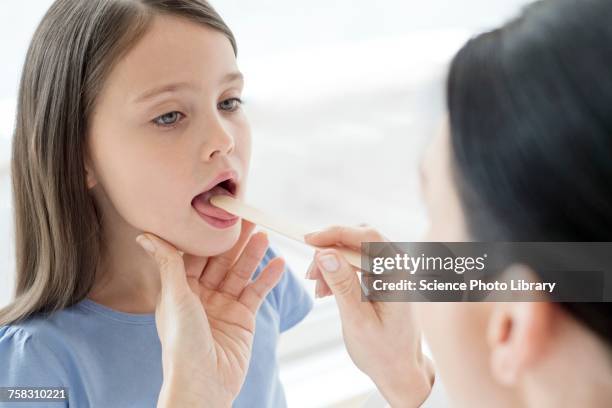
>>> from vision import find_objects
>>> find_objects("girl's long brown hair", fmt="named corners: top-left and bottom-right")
top-left (0, 0), bottom-right (236, 326)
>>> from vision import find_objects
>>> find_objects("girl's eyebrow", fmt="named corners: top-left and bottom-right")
top-left (132, 72), bottom-right (243, 104)
top-left (133, 81), bottom-right (198, 104)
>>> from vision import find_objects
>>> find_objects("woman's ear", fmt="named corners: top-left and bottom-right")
top-left (486, 265), bottom-right (555, 386)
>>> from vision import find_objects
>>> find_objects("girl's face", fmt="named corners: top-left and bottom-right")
top-left (86, 15), bottom-right (248, 256)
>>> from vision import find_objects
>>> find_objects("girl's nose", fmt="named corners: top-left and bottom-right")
top-left (200, 119), bottom-right (235, 160)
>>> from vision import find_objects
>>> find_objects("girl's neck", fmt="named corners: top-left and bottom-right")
top-left (88, 253), bottom-right (161, 314)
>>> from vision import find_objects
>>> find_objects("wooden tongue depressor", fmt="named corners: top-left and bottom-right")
top-left (210, 195), bottom-right (364, 271)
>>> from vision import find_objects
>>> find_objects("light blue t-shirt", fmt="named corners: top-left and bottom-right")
top-left (0, 247), bottom-right (313, 407)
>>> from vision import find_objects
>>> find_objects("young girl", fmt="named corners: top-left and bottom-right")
top-left (0, 0), bottom-right (312, 406)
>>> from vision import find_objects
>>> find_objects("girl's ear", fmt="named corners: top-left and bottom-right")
top-left (85, 169), bottom-right (98, 189)
top-left (486, 265), bottom-right (555, 386)
top-left (83, 148), bottom-right (98, 189)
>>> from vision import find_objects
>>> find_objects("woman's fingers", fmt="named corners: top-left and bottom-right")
top-left (182, 253), bottom-right (208, 281)
top-left (219, 232), bottom-right (269, 298)
top-left (306, 261), bottom-right (333, 298)
top-left (200, 219), bottom-right (256, 290)
top-left (136, 233), bottom-right (190, 301)
top-left (305, 261), bottom-right (322, 280)
top-left (314, 249), bottom-right (363, 315)
top-left (304, 225), bottom-right (386, 250)
top-left (239, 257), bottom-right (285, 312)
top-left (314, 278), bottom-right (332, 298)
top-left (219, 220), bottom-right (257, 263)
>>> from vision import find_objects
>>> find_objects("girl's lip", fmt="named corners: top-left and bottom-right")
top-left (194, 169), bottom-right (238, 199)
top-left (192, 187), bottom-right (239, 228)
top-left (193, 208), bottom-right (239, 229)
top-left (191, 169), bottom-right (240, 229)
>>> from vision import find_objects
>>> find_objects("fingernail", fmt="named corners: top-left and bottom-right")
top-left (304, 230), bottom-right (321, 240)
top-left (136, 235), bottom-right (155, 254)
top-left (318, 253), bottom-right (339, 273)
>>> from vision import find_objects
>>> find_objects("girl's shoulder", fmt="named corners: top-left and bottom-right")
top-left (0, 301), bottom-right (97, 367)
top-left (0, 307), bottom-right (70, 349)
top-left (0, 308), bottom-right (74, 358)
top-left (0, 318), bottom-right (71, 388)
top-left (0, 314), bottom-right (54, 347)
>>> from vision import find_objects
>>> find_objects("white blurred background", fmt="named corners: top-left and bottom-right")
top-left (0, 1), bottom-right (532, 406)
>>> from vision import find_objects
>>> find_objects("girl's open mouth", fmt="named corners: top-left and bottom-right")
top-left (192, 176), bottom-right (239, 228)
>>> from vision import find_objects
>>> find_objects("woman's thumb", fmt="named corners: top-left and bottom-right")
top-left (136, 233), bottom-right (190, 299)
top-left (315, 249), bottom-right (362, 312)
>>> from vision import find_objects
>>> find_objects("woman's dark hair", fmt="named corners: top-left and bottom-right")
top-left (447, 0), bottom-right (612, 347)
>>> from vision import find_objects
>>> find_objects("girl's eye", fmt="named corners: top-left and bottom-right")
top-left (152, 111), bottom-right (184, 128)
top-left (218, 97), bottom-right (243, 112)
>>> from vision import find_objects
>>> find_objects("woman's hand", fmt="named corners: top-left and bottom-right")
top-left (305, 226), bottom-right (435, 408)
top-left (136, 220), bottom-right (284, 407)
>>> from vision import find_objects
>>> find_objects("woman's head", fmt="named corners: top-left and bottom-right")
top-left (2, 0), bottom-right (247, 325)
top-left (419, 0), bottom-right (612, 405)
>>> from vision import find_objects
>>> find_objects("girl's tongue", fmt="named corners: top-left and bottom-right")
top-left (192, 185), bottom-right (236, 220)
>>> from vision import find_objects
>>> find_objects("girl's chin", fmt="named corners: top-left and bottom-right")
top-left (180, 225), bottom-right (242, 256)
